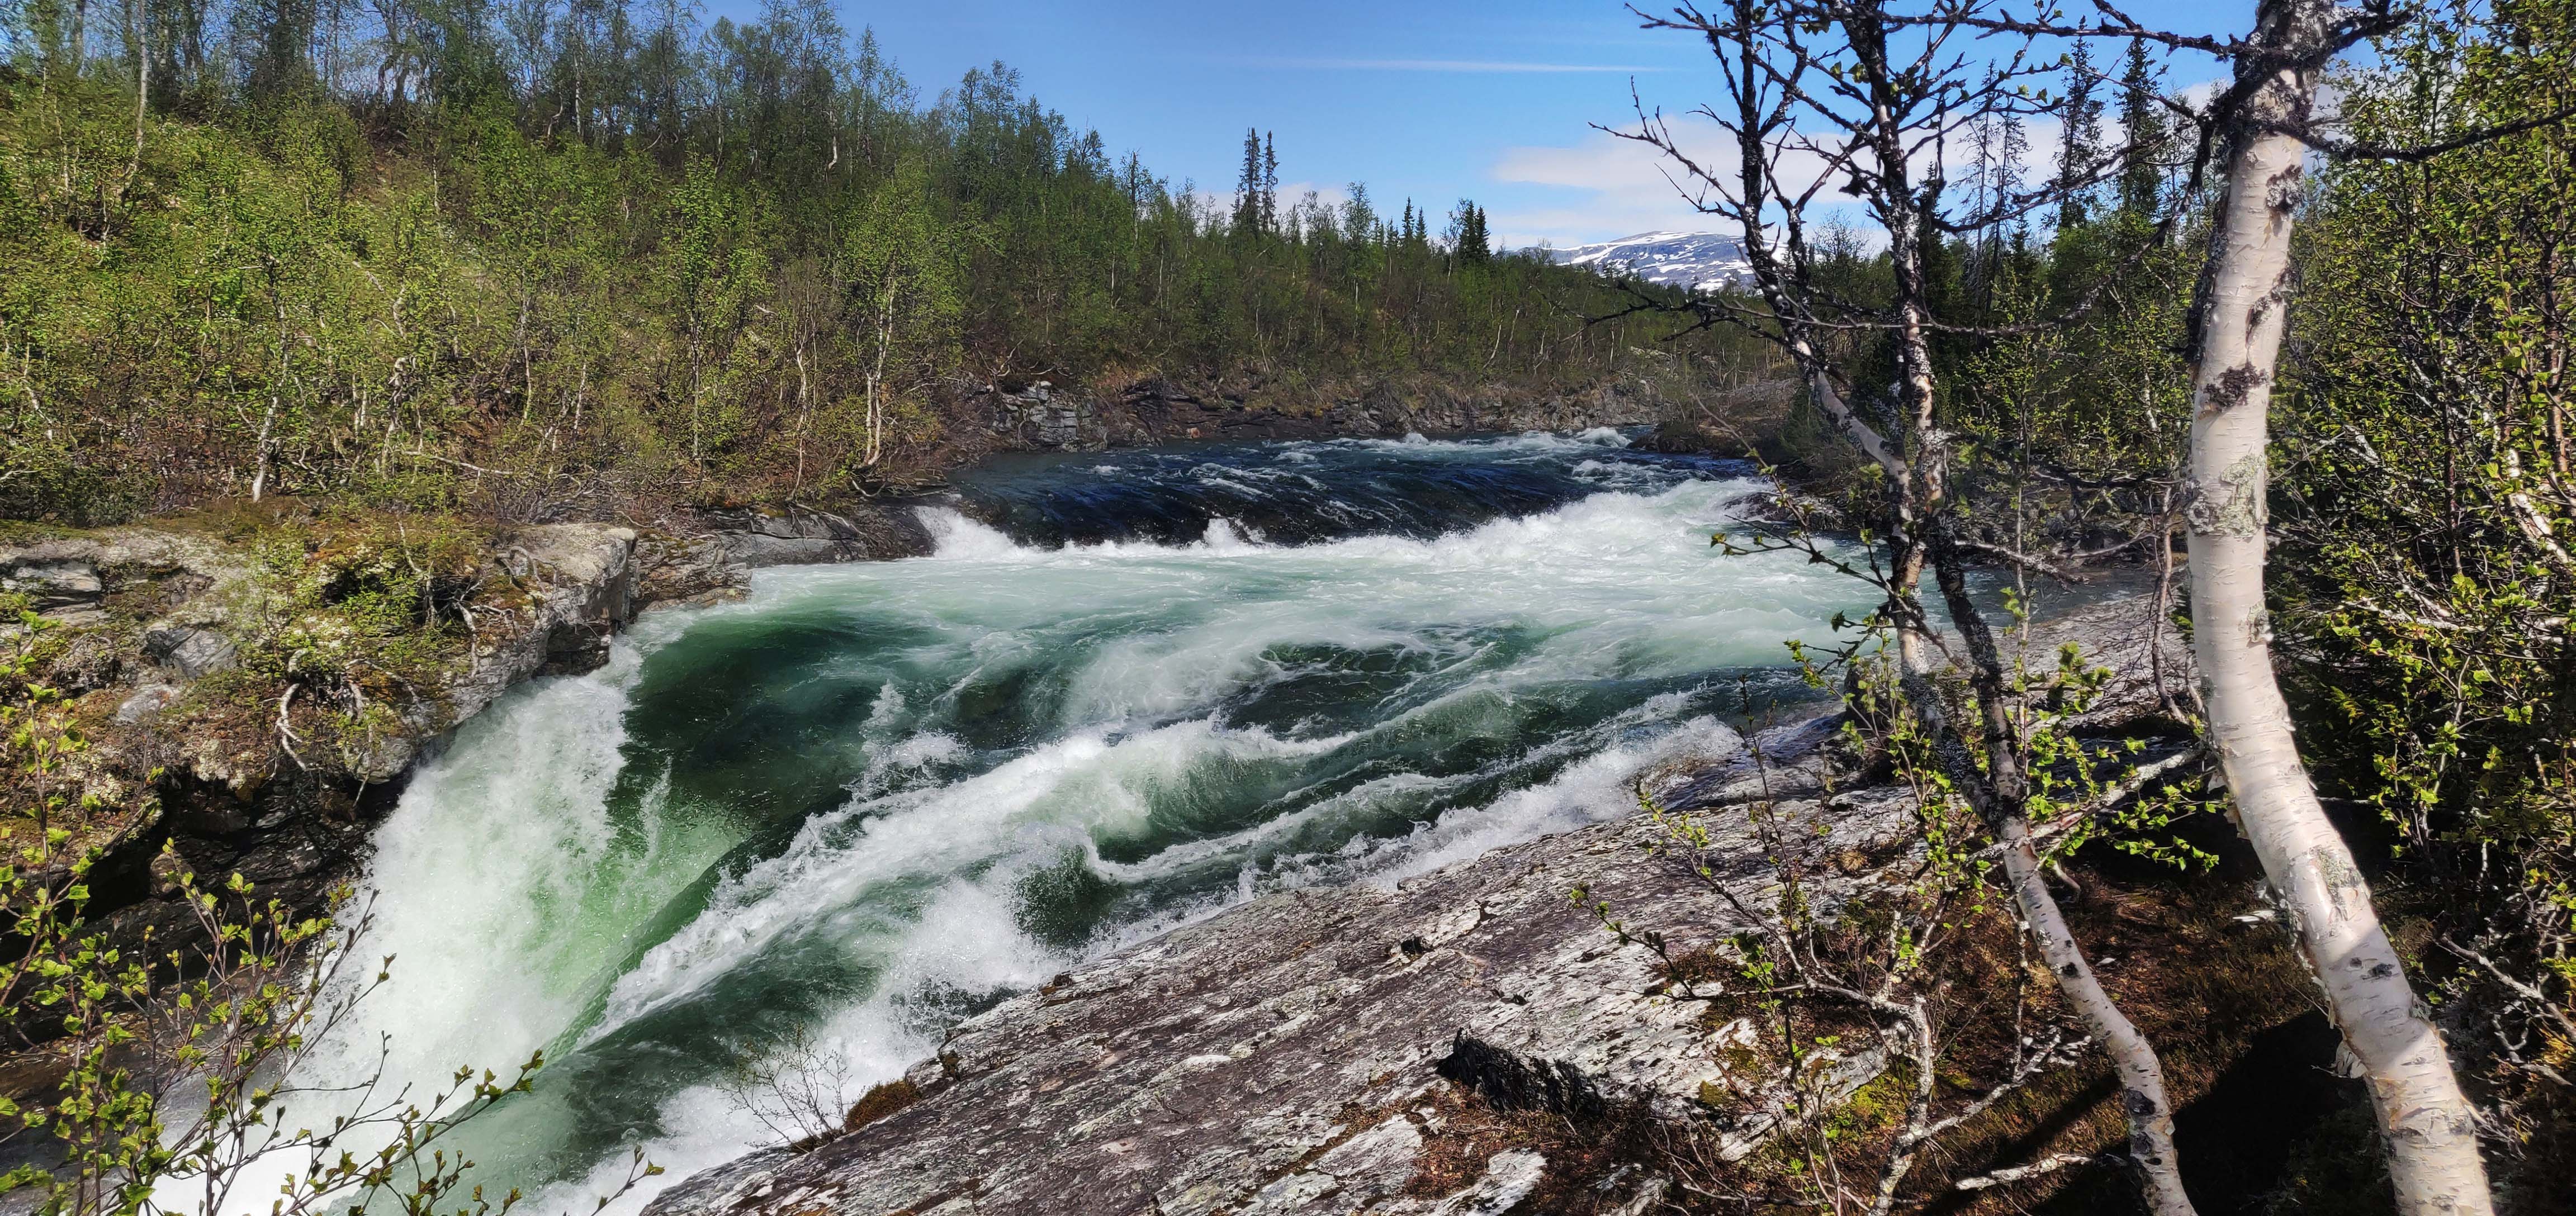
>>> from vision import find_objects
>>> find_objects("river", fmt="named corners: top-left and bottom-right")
top-left (295, 429), bottom-right (1879, 1212)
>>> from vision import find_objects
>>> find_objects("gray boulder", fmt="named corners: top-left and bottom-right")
top-left (698, 503), bottom-right (936, 568)
top-left (142, 625), bottom-right (239, 678)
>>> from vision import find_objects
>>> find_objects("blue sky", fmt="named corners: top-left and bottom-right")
top-left (767, 1), bottom-right (2256, 249)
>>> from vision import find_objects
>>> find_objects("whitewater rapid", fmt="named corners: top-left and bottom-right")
top-left (282, 431), bottom-right (1879, 1214)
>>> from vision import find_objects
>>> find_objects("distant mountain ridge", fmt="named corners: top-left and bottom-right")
top-left (1545, 230), bottom-right (1751, 292)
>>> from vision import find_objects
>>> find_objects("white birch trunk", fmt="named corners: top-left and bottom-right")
top-left (1997, 815), bottom-right (2191, 1212)
top-left (2186, 3), bottom-right (2492, 1210)
top-left (249, 392), bottom-right (279, 503)
top-left (863, 269), bottom-right (898, 469)
top-left (1899, 570), bottom-right (2195, 1216)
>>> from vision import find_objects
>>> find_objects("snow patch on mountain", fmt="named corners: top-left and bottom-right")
top-left (1546, 231), bottom-right (1751, 292)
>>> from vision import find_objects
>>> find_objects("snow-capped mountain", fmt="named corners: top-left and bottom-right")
top-left (1546, 231), bottom-right (1751, 292)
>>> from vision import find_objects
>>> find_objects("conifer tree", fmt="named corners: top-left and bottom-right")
top-left (1260, 130), bottom-right (1278, 232)
top-left (2054, 39), bottom-right (2102, 229)
top-left (1234, 126), bottom-right (1262, 235)
top-left (1447, 200), bottom-right (1489, 263)
top-left (2115, 39), bottom-right (2165, 218)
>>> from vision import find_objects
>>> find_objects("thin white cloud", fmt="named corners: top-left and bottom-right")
top-left (1488, 110), bottom-right (2089, 249)
top-left (1258, 58), bottom-right (1663, 74)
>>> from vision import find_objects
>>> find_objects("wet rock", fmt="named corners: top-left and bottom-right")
top-left (519, 524), bottom-right (639, 675)
top-left (636, 535), bottom-right (750, 610)
top-left (643, 782), bottom-right (1916, 1216)
top-left (435, 526), bottom-right (632, 732)
top-left (713, 533), bottom-right (844, 566)
top-left (698, 502), bottom-right (936, 568)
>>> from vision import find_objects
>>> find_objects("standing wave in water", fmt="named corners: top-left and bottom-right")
top-left (287, 430), bottom-right (1879, 1213)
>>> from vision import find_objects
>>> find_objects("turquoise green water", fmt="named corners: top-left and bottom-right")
top-left (300, 431), bottom-right (1878, 1210)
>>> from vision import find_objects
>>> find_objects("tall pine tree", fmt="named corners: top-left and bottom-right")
top-left (2116, 39), bottom-right (2166, 218)
top-left (1234, 127), bottom-right (1263, 235)
top-left (1259, 131), bottom-right (1277, 233)
top-left (2053, 39), bottom-right (2101, 230)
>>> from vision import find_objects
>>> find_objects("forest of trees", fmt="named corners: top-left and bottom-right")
top-left (0, 0), bottom-right (1723, 522)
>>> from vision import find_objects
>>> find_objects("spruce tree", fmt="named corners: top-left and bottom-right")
top-left (2116, 39), bottom-right (2165, 218)
top-left (1260, 131), bottom-right (1278, 233)
top-left (1448, 200), bottom-right (1489, 263)
top-left (1235, 127), bottom-right (1262, 235)
top-left (2053, 39), bottom-right (2101, 230)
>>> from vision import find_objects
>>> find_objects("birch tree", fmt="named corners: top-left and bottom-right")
top-left (2179, 2), bottom-right (2493, 1209)
top-left (1621, 3), bottom-right (2197, 1209)
top-left (2283, 2), bottom-right (2576, 1192)
top-left (1943, 0), bottom-right (2576, 1206)
top-left (835, 158), bottom-right (961, 483)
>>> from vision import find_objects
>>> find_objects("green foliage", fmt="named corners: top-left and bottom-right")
top-left (0, 7), bottom-right (1732, 520)
top-left (2277, 0), bottom-right (2576, 1167)
top-left (0, 835), bottom-right (593, 1216)
top-left (1, 604), bottom-right (87, 840)
top-left (0, 640), bottom-right (660, 1216)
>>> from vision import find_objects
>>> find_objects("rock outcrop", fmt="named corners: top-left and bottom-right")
top-left (690, 502), bottom-right (937, 568)
top-left (1, 521), bottom-right (752, 954)
top-left (643, 738), bottom-right (1916, 1216)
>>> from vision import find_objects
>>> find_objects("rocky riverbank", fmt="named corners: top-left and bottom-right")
top-left (0, 519), bottom-right (744, 953)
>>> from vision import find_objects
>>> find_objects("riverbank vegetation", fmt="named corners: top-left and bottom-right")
top-left (1583, 0), bottom-right (2576, 1212)
top-left (0, 0), bottom-right (1749, 525)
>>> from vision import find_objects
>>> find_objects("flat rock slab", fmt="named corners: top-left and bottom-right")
top-left (646, 785), bottom-right (1916, 1216)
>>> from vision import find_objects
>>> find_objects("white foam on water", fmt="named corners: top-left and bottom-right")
top-left (915, 506), bottom-right (1022, 559)
top-left (580, 716), bottom-right (1366, 1041)
top-left (1364, 712), bottom-right (1740, 885)
top-left (277, 454), bottom-right (1874, 1216)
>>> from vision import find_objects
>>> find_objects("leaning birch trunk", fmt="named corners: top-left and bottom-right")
top-left (1892, 162), bottom-right (2195, 1209)
top-left (2185, 2), bottom-right (2493, 1210)
top-left (1905, 529), bottom-right (2195, 1216)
